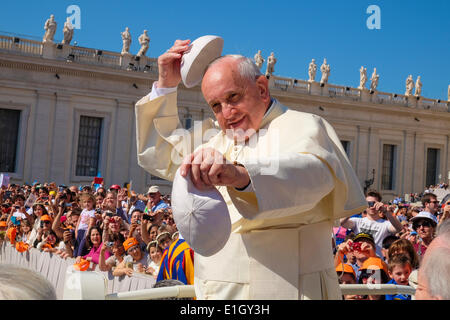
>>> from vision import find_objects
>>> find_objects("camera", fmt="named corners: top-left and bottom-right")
top-left (142, 214), bottom-right (153, 221)
top-left (105, 211), bottom-right (114, 217)
top-left (350, 242), bottom-right (362, 251)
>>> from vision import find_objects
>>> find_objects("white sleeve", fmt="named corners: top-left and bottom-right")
top-left (229, 153), bottom-right (335, 220)
top-left (148, 82), bottom-right (177, 101)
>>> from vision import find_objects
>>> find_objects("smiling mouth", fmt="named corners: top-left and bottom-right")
top-left (227, 117), bottom-right (245, 128)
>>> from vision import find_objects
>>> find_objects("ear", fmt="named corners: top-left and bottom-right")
top-left (255, 75), bottom-right (270, 102)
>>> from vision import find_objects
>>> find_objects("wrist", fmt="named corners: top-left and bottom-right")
top-left (233, 164), bottom-right (250, 189)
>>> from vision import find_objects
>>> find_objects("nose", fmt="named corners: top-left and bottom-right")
top-left (221, 103), bottom-right (237, 120)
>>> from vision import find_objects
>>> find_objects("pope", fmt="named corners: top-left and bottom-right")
top-left (135, 39), bottom-right (366, 299)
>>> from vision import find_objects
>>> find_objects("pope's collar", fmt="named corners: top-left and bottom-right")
top-left (259, 98), bottom-right (287, 129)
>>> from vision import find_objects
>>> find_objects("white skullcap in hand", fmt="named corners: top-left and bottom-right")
top-left (171, 167), bottom-right (231, 257)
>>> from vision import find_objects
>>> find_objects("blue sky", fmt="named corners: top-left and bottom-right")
top-left (1, 0), bottom-right (449, 100)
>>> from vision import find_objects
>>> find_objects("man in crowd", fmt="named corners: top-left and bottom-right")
top-left (146, 186), bottom-right (170, 213)
top-left (340, 190), bottom-right (403, 257)
top-left (134, 39), bottom-right (366, 299)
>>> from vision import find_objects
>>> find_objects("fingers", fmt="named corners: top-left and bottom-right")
top-left (180, 153), bottom-right (195, 177)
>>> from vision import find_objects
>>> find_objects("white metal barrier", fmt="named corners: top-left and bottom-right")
top-left (1, 241), bottom-right (417, 300)
top-left (340, 284), bottom-right (416, 296)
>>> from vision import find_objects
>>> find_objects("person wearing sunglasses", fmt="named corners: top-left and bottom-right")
top-left (410, 208), bottom-right (438, 262)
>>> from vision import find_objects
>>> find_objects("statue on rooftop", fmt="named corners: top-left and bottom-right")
top-left (254, 50), bottom-right (264, 69)
top-left (62, 17), bottom-right (74, 45)
top-left (414, 76), bottom-right (422, 97)
top-left (121, 27), bottom-right (132, 55)
top-left (370, 68), bottom-right (379, 91)
top-left (320, 58), bottom-right (330, 85)
top-left (43, 14), bottom-right (57, 43)
top-left (308, 59), bottom-right (317, 82)
top-left (136, 30), bottom-right (150, 57)
top-left (358, 66), bottom-right (367, 90)
top-left (265, 52), bottom-right (276, 76)
top-left (405, 75), bottom-right (414, 96)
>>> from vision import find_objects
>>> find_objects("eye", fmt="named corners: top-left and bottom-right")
top-left (228, 92), bottom-right (241, 103)
top-left (210, 102), bottom-right (221, 113)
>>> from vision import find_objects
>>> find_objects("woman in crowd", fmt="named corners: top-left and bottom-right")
top-left (36, 229), bottom-right (64, 253)
top-left (19, 219), bottom-right (33, 246)
top-left (75, 226), bottom-right (110, 267)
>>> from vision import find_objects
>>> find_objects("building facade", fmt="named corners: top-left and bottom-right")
top-left (1, 33), bottom-right (449, 200)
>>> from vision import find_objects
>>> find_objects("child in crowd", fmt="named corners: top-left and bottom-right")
top-left (74, 193), bottom-right (96, 257)
top-left (386, 254), bottom-right (412, 300)
top-left (36, 229), bottom-right (64, 253)
top-left (335, 263), bottom-right (358, 300)
top-left (146, 240), bottom-right (163, 278)
top-left (156, 231), bottom-right (173, 251)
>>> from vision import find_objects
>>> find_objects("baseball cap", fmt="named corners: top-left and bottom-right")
top-left (171, 167), bottom-right (231, 257)
top-left (40, 215), bottom-right (52, 222)
top-left (147, 186), bottom-right (160, 194)
top-left (109, 184), bottom-right (121, 190)
top-left (352, 232), bottom-right (375, 245)
top-left (360, 257), bottom-right (389, 275)
top-left (335, 263), bottom-right (356, 278)
top-left (123, 237), bottom-right (139, 251)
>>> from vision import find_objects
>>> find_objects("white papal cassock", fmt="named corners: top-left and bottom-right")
top-left (135, 86), bottom-right (366, 300)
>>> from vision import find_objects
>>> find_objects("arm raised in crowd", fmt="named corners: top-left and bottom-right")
top-left (51, 200), bottom-right (66, 239)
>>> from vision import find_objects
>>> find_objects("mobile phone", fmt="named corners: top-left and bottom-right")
top-left (106, 241), bottom-right (114, 248)
top-left (105, 211), bottom-right (113, 217)
top-left (65, 203), bottom-right (72, 207)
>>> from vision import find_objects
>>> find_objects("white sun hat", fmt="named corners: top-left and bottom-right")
top-left (180, 35), bottom-right (224, 88)
top-left (171, 167), bottom-right (231, 257)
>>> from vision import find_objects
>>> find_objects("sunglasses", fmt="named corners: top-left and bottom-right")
top-left (414, 220), bottom-right (432, 229)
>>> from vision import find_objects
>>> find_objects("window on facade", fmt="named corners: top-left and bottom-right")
top-left (340, 140), bottom-right (350, 157)
top-left (381, 144), bottom-right (396, 190)
top-left (75, 116), bottom-right (103, 176)
top-left (0, 109), bottom-right (21, 172)
top-left (425, 148), bottom-right (440, 187)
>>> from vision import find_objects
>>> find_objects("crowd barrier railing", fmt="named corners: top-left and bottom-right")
top-left (1, 241), bottom-right (417, 300)
top-left (0, 241), bottom-right (157, 299)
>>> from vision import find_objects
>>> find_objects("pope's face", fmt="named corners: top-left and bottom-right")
top-left (201, 57), bottom-right (270, 139)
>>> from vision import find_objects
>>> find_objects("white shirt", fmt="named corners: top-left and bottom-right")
top-left (347, 216), bottom-right (395, 257)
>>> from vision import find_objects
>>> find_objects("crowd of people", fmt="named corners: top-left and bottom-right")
top-left (0, 180), bottom-right (449, 299)
top-left (0, 181), bottom-right (193, 285)
top-left (333, 185), bottom-right (450, 300)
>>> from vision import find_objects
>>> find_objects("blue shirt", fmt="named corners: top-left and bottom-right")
top-left (145, 200), bottom-right (170, 213)
top-left (385, 279), bottom-right (411, 300)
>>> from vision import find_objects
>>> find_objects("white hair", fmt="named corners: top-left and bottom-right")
top-left (0, 264), bottom-right (57, 300)
top-left (436, 218), bottom-right (450, 243)
top-left (205, 54), bottom-right (263, 83)
top-left (421, 246), bottom-right (450, 299)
